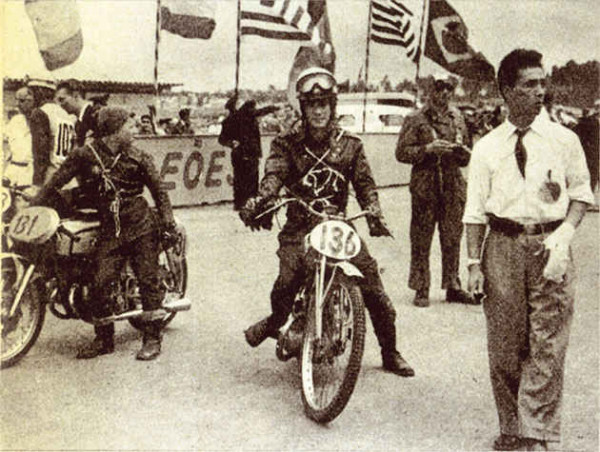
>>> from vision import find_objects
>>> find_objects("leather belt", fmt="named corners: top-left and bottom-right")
top-left (487, 214), bottom-right (562, 237)
top-left (9, 161), bottom-right (29, 167)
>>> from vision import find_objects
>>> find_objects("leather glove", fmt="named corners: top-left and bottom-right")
top-left (541, 222), bottom-right (575, 282)
top-left (367, 216), bottom-right (393, 237)
top-left (239, 196), bottom-right (273, 231)
top-left (161, 223), bottom-right (180, 250)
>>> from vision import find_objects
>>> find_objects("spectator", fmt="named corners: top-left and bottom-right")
top-left (219, 96), bottom-right (279, 210)
top-left (573, 108), bottom-right (599, 210)
top-left (3, 87), bottom-right (35, 191)
top-left (171, 108), bottom-right (194, 135)
top-left (138, 114), bottom-right (156, 135)
top-left (395, 74), bottom-right (476, 307)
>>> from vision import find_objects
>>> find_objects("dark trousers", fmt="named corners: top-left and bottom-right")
top-left (409, 193), bottom-right (464, 291)
top-left (232, 153), bottom-right (259, 210)
top-left (269, 238), bottom-right (398, 352)
top-left (93, 230), bottom-right (164, 318)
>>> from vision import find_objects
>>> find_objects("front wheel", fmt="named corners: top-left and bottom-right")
top-left (300, 274), bottom-right (366, 423)
top-left (1, 256), bottom-right (46, 369)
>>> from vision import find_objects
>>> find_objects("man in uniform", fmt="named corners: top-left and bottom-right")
top-left (34, 107), bottom-right (177, 361)
top-left (240, 67), bottom-right (414, 377)
top-left (396, 74), bottom-right (476, 307)
top-left (464, 49), bottom-right (594, 451)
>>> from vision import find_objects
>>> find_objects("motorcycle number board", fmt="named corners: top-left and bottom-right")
top-left (310, 220), bottom-right (361, 260)
top-left (8, 207), bottom-right (60, 244)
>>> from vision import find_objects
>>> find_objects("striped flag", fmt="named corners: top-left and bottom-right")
top-left (161, 0), bottom-right (216, 39)
top-left (370, 0), bottom-right (419, 62)
top-left (25, 0), bottom-right (83, 71)
top-left (241, 0), bottom-right (324, 44)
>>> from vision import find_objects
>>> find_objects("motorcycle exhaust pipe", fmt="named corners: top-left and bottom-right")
top-left (94, 298), bottom-right (191, 325)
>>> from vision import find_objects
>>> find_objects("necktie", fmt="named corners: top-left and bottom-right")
top-left (515, 128), bottom-right (528, 178)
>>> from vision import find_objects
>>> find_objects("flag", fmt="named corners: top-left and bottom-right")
top-left (24, 0), bottom-right (83, 71)
top-left (281, 1), bottom-right (335, 110)
top-left (161, 0), bottom-right (216, 39)
top-left (424, 0), bottom-right (494, 80)
top-left (370, 0), bottom-right (419, 62)
top-left (241, 0), bottom-right (326, 44)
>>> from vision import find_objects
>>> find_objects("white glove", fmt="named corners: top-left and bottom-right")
top-left (542, 222), bottom-right (575, 282)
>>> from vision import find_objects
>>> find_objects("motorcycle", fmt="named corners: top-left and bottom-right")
top-left (1, 183), bottom-right (190, 369)
top-left (253, 195), bottom-right (370, 423)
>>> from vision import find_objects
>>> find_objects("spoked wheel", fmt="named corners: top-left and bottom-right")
top-left (1, 256), bottom-right (45, 369)
top-left (300, 275), bottom-right (365, 423)
top-left (128, 248), bottom-right (188, 331)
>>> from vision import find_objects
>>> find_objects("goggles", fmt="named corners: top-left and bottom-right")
top-left (297, 72), bottom-right (336, 96)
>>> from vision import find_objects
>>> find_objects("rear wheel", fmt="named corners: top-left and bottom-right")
top-left (1, 256), bottom-right (45, 369)
top-left (300, 274), bottom-right (365, 423)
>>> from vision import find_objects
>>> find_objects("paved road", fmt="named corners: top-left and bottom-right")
top-left (1, 187), bottom-right (598, 451)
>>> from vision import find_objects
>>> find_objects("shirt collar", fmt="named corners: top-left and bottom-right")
top-left (501, 109), bottom-right (549, 141)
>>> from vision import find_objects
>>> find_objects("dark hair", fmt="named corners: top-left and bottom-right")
top-left (179, 108), bottom-right (190, 119)
top-left (497, 49), bottom-right (543, 97)
top-left (56, 78), bottom-right (85, 97)
top-left (140, 114), bottom-right (152, 122)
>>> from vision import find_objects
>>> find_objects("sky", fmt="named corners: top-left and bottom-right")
top-left (1, 0), bottom-right (599, 92)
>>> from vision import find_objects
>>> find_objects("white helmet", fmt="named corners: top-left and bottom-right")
top-left (295, 67), bottom-right (337, 101)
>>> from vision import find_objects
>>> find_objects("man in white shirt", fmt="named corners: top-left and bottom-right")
top-left (464, 49), bottom-right (594, 451)
top-left (4, 87), bottom-right (35, 187)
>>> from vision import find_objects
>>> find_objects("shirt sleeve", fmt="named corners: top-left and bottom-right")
top-left (463, 142), bottom-right (491, 224)
top-left (565, 133), bottom-right (595, 205)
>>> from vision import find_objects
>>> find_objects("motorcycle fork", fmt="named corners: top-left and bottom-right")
top-left (313, 255), bottom-right (337, 341)
top-left (9, 263), bottom-right (36, 317)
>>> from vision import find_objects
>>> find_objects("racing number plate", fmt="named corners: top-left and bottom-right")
top-left (309, 220), bottom-right (361, 260)
top-left (8, 206), bottom-right (60, 244)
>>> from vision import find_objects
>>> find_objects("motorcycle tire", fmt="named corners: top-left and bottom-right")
top-left (128, 254), bottom-right (188, 331)
top-left (300, 274), bottom-right (366, 424)
top-left (1, 257), bottom-right (46, 369)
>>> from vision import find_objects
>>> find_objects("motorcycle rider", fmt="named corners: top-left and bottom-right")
top-left (240, 67), bottom-right (415, 377)
top-left (33, 106), bottom-right (177, 361)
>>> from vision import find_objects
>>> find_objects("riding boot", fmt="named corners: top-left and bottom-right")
top-left (76, 323), bottom-right (115, 359)
top-left (136, 320), bottom-right (162, 361)
top-left (244, 315), bottom-right (281, 347)
top-left (367, 299), bottom-right (415, 377)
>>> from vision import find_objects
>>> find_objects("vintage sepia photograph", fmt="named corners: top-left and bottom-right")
top-left (1, 0), bottom-right (598, 450)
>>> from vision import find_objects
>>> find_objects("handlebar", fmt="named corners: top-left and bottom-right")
top-left (255, 196), bottom-right (372, 223)
top-left (2, 182), bottom-right (34, 202)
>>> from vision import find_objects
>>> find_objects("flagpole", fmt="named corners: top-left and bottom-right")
top-left (154, 0), bottom-right (162, 113)
top-left (362, 0), bottom-right (374, 134)
top-left (414, 0), bottom-right (429, 102)
top-left (235, 0), bottom-right (242, 97)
